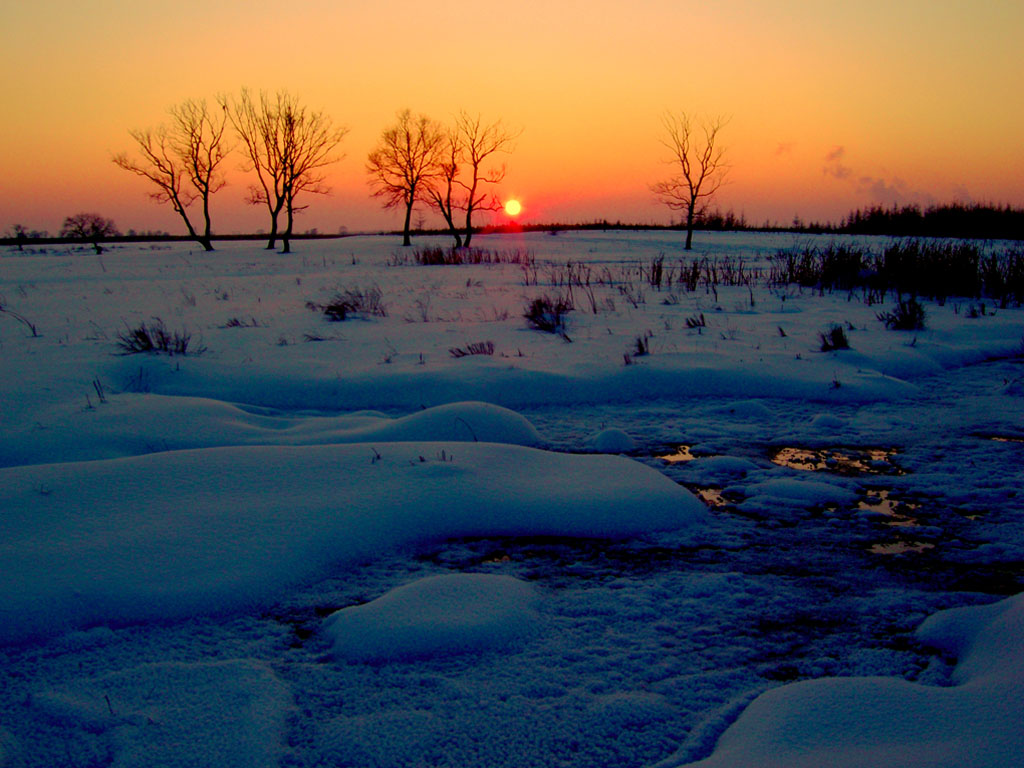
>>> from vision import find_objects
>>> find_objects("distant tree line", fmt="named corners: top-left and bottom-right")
top-left (835, 203), bottom-right (1024, 240)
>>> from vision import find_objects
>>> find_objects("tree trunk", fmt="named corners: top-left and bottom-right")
top-left (685, 204), bottom-right (696, 250)
top-left (281, 200), bottom-right (294, 254)
top-left (402, 200), bottom-right (413, 246)
top-left (463, 203), bottom-right (475, 248)
top-left (265, 209), bottom-right (280, 250)
top-left (200, 193), bottom-right (215, 251)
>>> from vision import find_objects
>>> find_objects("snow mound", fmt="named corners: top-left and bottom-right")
top-left (356, 401), bottom-right (543, 445)
top-left (325, 573), bottom-right (540, 662)
top-left (0, 397), bottom-right (542, 468)
top-left (0, 442), bottom-right (705, 643)
top-left (587, 427), bottom-right (637, 453)
top-left (31, 660), bottom-right (290, 768)
top-left (684, 592), bottom-right (1024, 768)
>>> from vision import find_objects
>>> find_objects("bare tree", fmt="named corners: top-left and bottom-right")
top-left (113, 98), bottom-right (229, 252)
top-left (422, 113), bottom-right (518, 248)
top-left (651, 112), bottom-right (729, 250)
top-left (453, 113), bottom-right (518, 248)
top-left (426, 127), bottom-right (465, 248)
top-left (367, 110), bottom-right (445, 246)
top-left (7, 224), bottom-right (27, 251)
top-left (224, 89), bottom-right (347, 253)
top-left (61, 213), bottom-right (120, 254)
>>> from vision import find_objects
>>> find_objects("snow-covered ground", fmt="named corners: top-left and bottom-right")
top-left (1, 230), bottom-right (1022, 767)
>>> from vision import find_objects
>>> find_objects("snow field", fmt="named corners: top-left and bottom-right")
top-left (2, 231), bottom-right (1023, 767)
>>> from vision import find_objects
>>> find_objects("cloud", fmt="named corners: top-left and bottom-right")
top-left (857, 175), bottom-right (906, 205)
top-left (823, 146), bottom-right (935, 208)
top-left (823, 146), bottom-right (852, 179)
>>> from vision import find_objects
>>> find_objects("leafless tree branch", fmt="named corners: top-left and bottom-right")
top-left (651, 111), bottom-right (729, 250)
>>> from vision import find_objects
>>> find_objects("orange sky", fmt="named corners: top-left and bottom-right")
top-left (2, 0), bottom-right (1022, 235)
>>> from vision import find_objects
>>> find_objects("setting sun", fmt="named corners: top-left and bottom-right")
top-left (504, 199), bottom-right (522, 216)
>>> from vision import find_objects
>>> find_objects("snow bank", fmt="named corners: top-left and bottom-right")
top-left (0, 442), bottom-right (705, 643)
top-left (682, 592), bottom-right (1024, 768)
top-left (31, 660), bottom-right (291, 768)
top-left (104, 353), bottom-right (921, 412)
top-left (0, 398), bottom-right (542, 468)
top-left (587, 427), bottom-right (637, 453)
top-left (324, 573), bottom-right (539, 662)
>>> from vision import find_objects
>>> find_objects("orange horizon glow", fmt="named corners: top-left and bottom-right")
top-left (1, 1), bottom-right (1022, 236)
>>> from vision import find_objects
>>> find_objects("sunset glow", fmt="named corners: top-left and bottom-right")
top-left (1, 1), bottom-right (1022, 235)
top-left (505, 199), bottom-right (522, 217)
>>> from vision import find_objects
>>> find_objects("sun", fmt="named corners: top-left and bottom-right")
top-left (504, 199), bottom-right (522, 216)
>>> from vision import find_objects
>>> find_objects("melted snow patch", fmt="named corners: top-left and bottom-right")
top-left (325, 573), bottom-right (540, 662)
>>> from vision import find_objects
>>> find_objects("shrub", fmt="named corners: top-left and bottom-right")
top-left (116, 318), bottom-right (205, 356)
top-left (877, 297), bottom-right (927, 330)
top-left (524, 293), bottom-right (573, 334)
top-left (819, 324), bottom-right (850, 351)
top-left (317, 287), bottom-right (386, 321)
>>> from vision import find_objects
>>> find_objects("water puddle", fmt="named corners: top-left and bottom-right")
top-left (771, 446), bottom-right (903, 476)
top-left (870, 541), bottom-right (935, 556)
top-left (660, 445), bottom-right (696, 463)
top-left (858, 489), bottom-right (920, 527)
top-left (980, 434), bottom-right (1024, 444)
top-left (693, 487), bottom-right (731, 508)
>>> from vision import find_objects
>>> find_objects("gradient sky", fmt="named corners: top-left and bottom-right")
top-left (2, 0), bottom-right (1022, 235)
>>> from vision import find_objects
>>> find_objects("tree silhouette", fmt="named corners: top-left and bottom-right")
top-left (453, 113), bottom-right (518, 248)
top-left (225, 89), bottom-right (347, 253)
top-left (7, 224), bottom-right (27, 251)
top-left (651, 112), bottom-right (729, 250)
top-left (367, 110), bottom-right (445, 246)
top-left (424, 113), bottom-right (518, 248)
top-left (113, 98), bottom-right (229, 252)
top-left (426, 126), bottom-right (465, 248)
top-left (61, 213), bottom-right (120, 254)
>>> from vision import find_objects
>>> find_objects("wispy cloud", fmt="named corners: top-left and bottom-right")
top-left (823, 146), bottom-right (852, 179)
top-left (823, 146), bottom-right (935, 207)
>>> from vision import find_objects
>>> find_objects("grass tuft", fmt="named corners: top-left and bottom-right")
top-left (819, 324), bottom-right (851, 351)
top-left (116, 318), bottom-right (205, 356)
top-left (449, 341), bottom-right (496, 358)
top-left (877, 297), bottom-right (927, 330)
top-left (314, 287), bottom-right (387, 321)
top-left (524, 293), bottom-right (573, 335)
